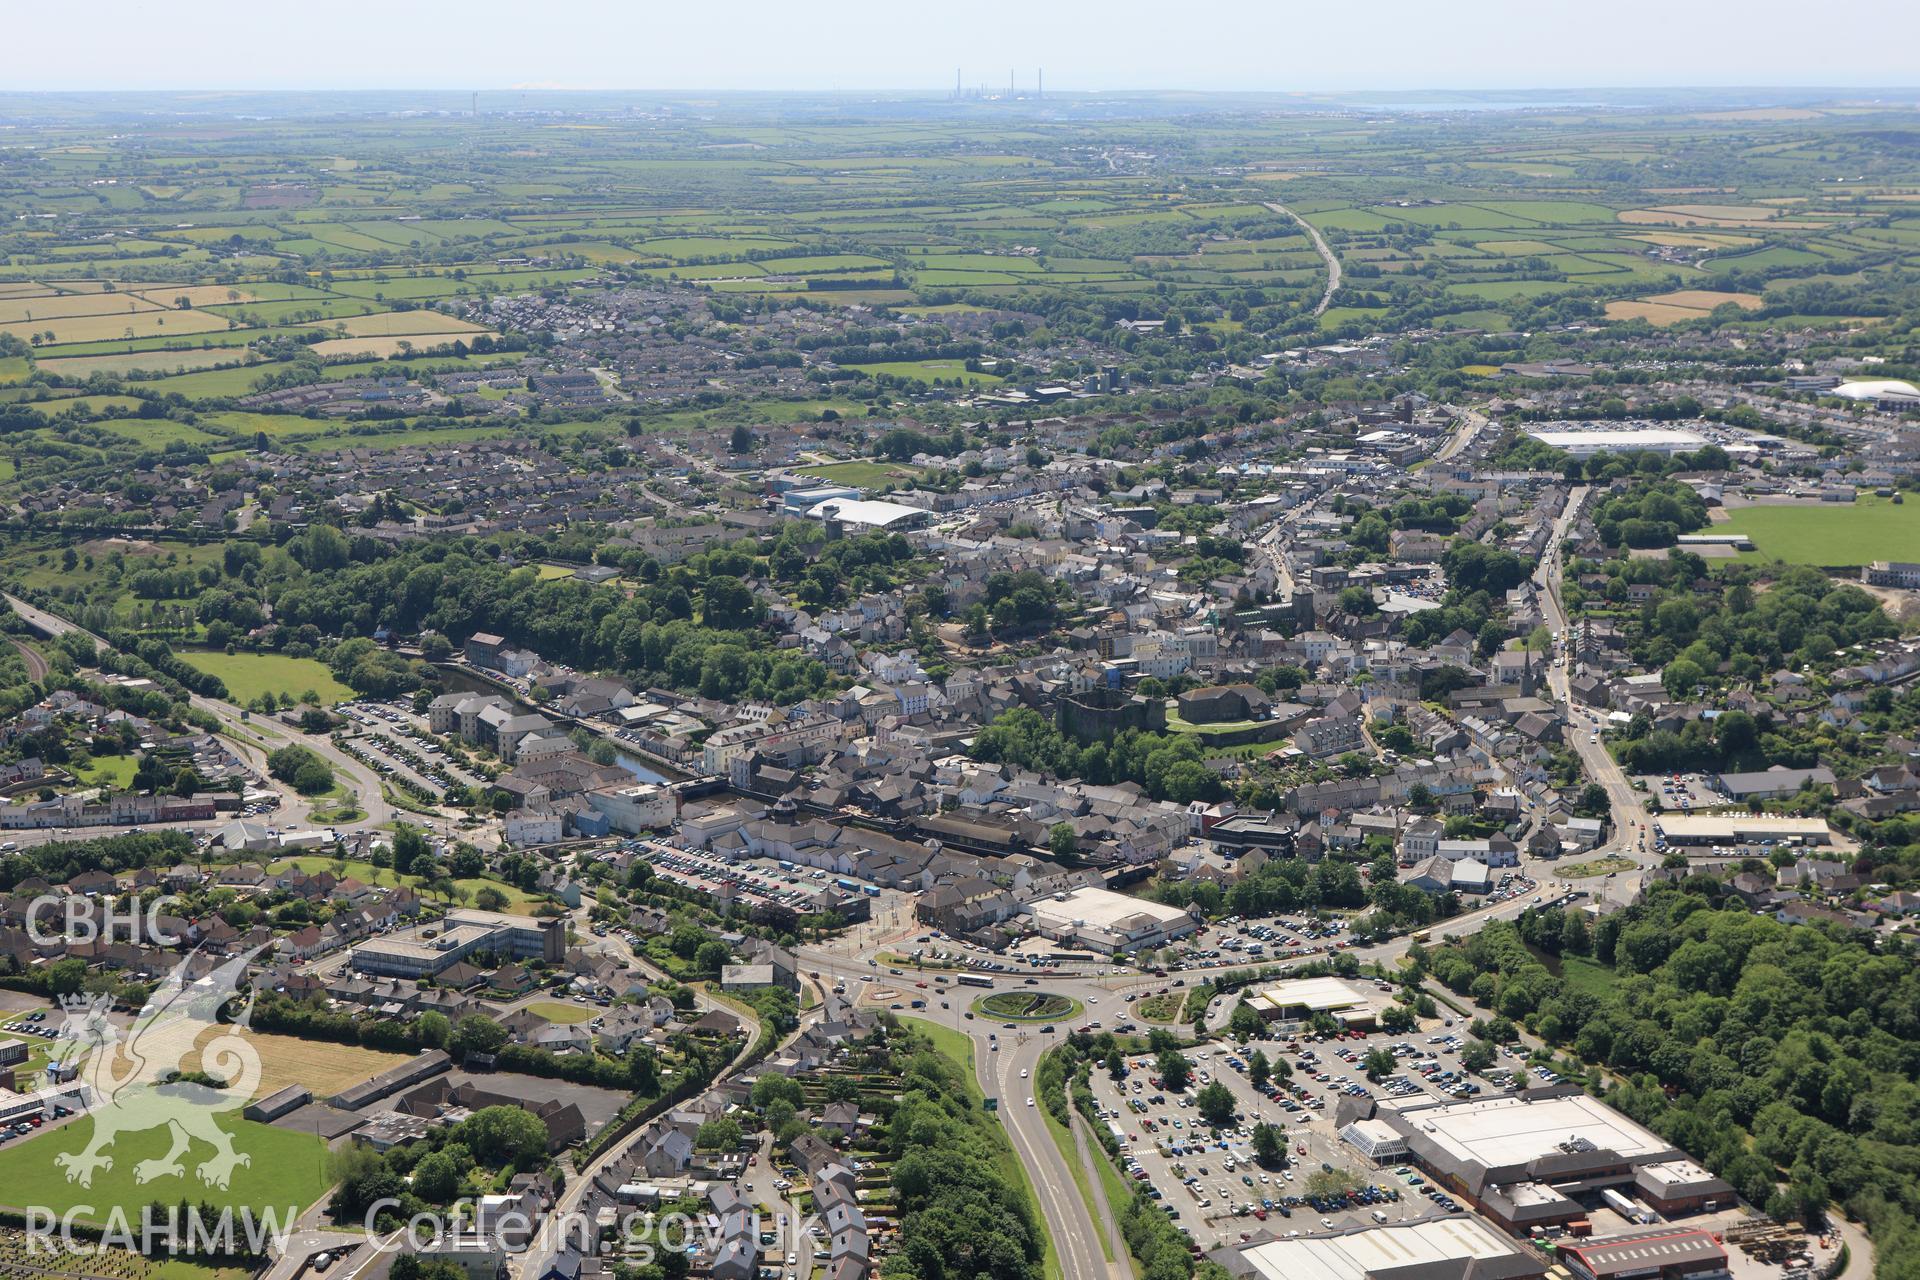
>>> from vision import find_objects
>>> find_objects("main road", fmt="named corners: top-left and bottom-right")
top-left (1263, 201), bottom-right (1342, 316)
top-left (1532, 488), bottom-right (1659, 876)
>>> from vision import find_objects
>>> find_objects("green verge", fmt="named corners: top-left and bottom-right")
top-left (1038, 1103), bottom-right (1114, 1262)
top-left (901, 1018), bottom-right (1064, 1280)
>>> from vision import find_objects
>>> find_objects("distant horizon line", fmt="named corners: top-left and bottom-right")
top-left (3, 83), bottom-right (1920, 98)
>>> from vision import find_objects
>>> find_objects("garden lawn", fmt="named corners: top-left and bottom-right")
top-left (179, 651), bottom-right (355, 705)
top-left (523, 1000), bottom-right (596, 1024)
top-left (71, 754), bottom-right (138, 788)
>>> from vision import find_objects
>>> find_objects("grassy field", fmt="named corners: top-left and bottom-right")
top-left (0, 1228), bottom-right (251, 1280)
top-left (1556, 954), bottom-right (1619, 999)
top-left (178, 650), bottom-right (356, 705)
top-left (794, 459), bottom-right (925, 488)
top-left (70, 753), bottom-right (139, 788)
top-left (1724, 496), bottom-right (1920, 566)
top-left (843, 359), bottom-right (1003, 385)
top-left (1555, 854), bottom-right (1638, 878)
top-left (181, 1031), bottom-right (413, 1097)
top-left (0, 1110), bottom-right (331, 1221)
top-left (263, 854), bottom-right (547, 911)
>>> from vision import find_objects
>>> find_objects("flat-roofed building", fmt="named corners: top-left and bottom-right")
top-left (1377, 1088), bottom-right (1731, 1233)
top-left (1213, 1216), bottom-right (1544, 1280)
top-left (804, 498), bottom-right (933, 532)
top-left (1522, 427), bottom-right (1708, 458)
top-left (349, 909), bottom-right (566, 978)
top-left (1242, 975), bottom-right (1384, 1030)
top-left (1653, 813), bottom-right (1831, 847)
top-left (1021, 886), bottom-right (1195, 954)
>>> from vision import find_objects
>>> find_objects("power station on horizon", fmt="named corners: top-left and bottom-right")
top-left (952, 69), bottom-right (1043, 101)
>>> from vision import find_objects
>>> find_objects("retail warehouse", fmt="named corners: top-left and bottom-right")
top-left (1021, 886), bottom-right (1196, 953)
top-left (1652, 814), bottom-right (1831, 847)
top-left (1241, 975), bottom-right (1387, 1030)
top-left (1521, 426), bottom-right (1709, 458)
top-left (1371, 1087), bottom-right (1732, 1233)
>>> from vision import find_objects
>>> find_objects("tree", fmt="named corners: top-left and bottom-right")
top-left (1247, 1048), bottom-right (1270, 1090)
top-left (698, 1117), bottom-right (742, 1152)
top-left (1228, 1001), bottom-right (1265, 1041)
top-left (417, 1010), bottom-right (451, 1050)
top-left (452, 1014), bottom-right (507, 1058)
top-left (1363, 1047), bottom-right (1396, 1081)
top-left (1106, 1050), bottom-right (1127, 1080)
top-left (1156, 1049), bottom-right (1192, 1093)
top-left (459, 1105), bottom-right (548, 1167)
top-left (474, 885), bottom-right (509, 911)
top-left (410, 1149), bottom-right (465, 1202)
top-left (391, 823), bottom-right (431, 876)
top-left (46, 958), bottom-right (87, 998)
top-left (1251, 1122), bottom-right (1285, 1168)
top-left (1049, 822), bottom-right (1078, 860)
top-left (695, 939), bottom-right (732, 975)
top-left (729, 424), bottom-right (755, 454)
top-left (1461, 1039), bottom-right (1496, 1072)
top-left (1195, 1081), bottom-right (1237, 1126)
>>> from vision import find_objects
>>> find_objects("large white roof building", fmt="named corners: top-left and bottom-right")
top-left (1226, 1218), bottom-right (1539, 1280)
top-left (1021, 886), bottom-right (1194, 953)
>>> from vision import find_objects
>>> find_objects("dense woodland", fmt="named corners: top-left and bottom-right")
top-left (1423, 889), bottom-right (1920, 1280)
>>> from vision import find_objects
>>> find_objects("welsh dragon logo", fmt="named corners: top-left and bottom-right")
top-left (50, 946), bottom-right (266, 1189)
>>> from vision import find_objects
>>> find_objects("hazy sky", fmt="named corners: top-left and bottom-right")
top-left (12, 0), bottom-right (1920, 94)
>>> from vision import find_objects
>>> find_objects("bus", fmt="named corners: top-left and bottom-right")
top-left (956, 973), bottom-right (994, 988)
top-left (1412, 929), bottom-right (1432, 943)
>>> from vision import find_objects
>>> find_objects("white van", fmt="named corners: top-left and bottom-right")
top-left (1372, 1211), bottom-right (1390, 1224)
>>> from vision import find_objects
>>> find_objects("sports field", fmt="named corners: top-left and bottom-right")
top-left (1722, 497), bottom-right (1920, 566)
top-left (179, 650), bottom-right (356, 704)
top-left (0, 1110), bottom-right (331, 1221)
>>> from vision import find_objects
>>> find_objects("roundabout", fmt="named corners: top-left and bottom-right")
top-left (973, 990), bottom-right (1082, 1022)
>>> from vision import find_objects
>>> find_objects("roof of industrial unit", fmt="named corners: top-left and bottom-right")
top-left (1561, 1228), bottom-right (1727, 1279)
top-left (1227, 1217), bottom-right (1538, 1280)
top-left (1393, 1092), bottom-right (1668, 1170)
top-left (1024, 886), bottom-right (1191, 931)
